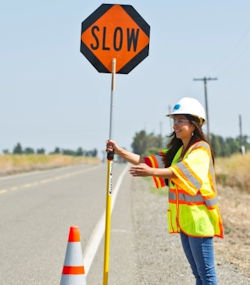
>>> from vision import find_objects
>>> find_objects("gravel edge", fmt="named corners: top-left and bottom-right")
top-left (131, 177), bottom-right (250, 285)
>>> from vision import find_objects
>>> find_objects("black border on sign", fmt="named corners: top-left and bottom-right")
top-left (80, 3), bottom-right (150, 74)
top-left (119, 45), bottom-right (149, 74)
top-left (80, 4), bottom-right (113, 73)
top-left (118, 4), bottom-right (150, 74)
top-left (121, 5), bottom-right (150, 37)
top-left (81, 4), bottom-right (112, 33)
top-left (81, 41), bottom-right (110, 73)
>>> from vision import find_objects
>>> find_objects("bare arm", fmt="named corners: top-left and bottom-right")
top-left (106, 140), bottom-right (175, 179)
top-left (106, 140), bottom-right (143, 165)
top-left (130, 163), bottom-right (175, 179)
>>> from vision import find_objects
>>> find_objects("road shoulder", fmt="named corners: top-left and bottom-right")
top-left (131, 176), bottom-right (250, 285)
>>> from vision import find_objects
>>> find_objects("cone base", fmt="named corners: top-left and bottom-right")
top-left (60, 274), bottom-right (86, 285)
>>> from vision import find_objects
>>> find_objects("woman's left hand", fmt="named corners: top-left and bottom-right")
top-left (129, 163), bottom-right (154, 177)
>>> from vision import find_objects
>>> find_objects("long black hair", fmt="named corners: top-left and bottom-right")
top-left (165, 114), bottom-right (214, 168)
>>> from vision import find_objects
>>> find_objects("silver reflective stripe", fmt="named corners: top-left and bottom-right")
top-left (177, 162), bottom-right (201, 189)
top-left (169, 192), bottom-right (176, 200)
top-left (192, 141), bottom-right (210, 152)
top-left (169, 192), bottom-right (203, 202)
top-left (205, 197), bottom-right (218, 207)
top-left (154, 153), bottom-right (165, 168)
top-left (179, 193), bottom-right (204, 203)
top-left (168, 191), bottom-right (218, 207)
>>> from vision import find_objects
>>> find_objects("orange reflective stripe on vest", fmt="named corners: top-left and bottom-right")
top-left (168, 141), bottom-right (223, 238)
top-left (144, 151), bottom-right (166, 188)
top-left (145, 140), bottom-right (223, 238)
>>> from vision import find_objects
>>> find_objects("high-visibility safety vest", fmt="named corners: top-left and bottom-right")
top-left (144, 140), bottom-right (224, 238)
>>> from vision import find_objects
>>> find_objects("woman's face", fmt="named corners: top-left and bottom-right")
top-left (172, 115), bottom-right (195, 141)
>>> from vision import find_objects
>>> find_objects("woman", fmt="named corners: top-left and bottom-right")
top-left (106, 97), bottom-right (223, 285)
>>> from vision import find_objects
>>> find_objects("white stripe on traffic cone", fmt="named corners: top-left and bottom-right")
top-left (60, 226), bottom-right (86, 285)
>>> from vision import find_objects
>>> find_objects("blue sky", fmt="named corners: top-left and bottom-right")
top-left (1, 0), bottom-right (250, 155)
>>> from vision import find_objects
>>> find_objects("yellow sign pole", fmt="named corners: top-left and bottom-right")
top-left (103, 58), bottom-right (116, 285)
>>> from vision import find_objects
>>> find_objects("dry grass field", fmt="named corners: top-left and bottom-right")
top-left (214, 152), bottom-right (250, 277)
top-left (0, 154), bottom-right (100, 176)
top-left (216, 152), bottom-right (250, 193)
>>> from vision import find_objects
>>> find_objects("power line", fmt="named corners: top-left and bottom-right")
top-left (193, 77), bottom-right (218, 140)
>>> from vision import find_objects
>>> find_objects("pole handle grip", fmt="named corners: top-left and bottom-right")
top-left (107, 151), bottom-right (114, 160)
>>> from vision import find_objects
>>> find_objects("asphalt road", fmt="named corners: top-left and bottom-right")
top-left (0, 163), bottom-right (132, 285)
top-left (1, 163), bottom-right (249, 285)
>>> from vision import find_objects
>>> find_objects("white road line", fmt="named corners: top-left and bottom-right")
top-left (83, 164), bottom-right (129, 276)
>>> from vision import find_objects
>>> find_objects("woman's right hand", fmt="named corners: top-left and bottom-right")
top-left (106, 140), bottom-right (141, 164)
top-left (106, 140), bottom-right (121, 155)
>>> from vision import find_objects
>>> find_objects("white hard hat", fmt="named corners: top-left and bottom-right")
top-left (167, 97), bottom-right (206, 123)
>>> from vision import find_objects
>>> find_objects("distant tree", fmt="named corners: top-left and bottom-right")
top-left (221, 143), bottom-right (231, 157)
top-left (92, 148), bottom-right (98, 157)
top-left (52, 147), bottom-right (61, 154)
top-left (3, 149), bottom-right (9, 154)
top-left (37, 148), bottom-right (45, 154)
top-left (131, 130), bottom-right (148, 155)
top-left (209, 133), bottom-right (250, 157)
top-left (84, 149), bottom-right (98, 157)
top-left (226, 137), bottom-right (240, 154)
top-left (210, 134), bottom-right (222, 157)
top-left (85, 151), bottom-right (91, 157)
top-left (86, 148), bottom-right (98, 157)
top-left (148, 133), bottom-right (163, 149)
top-left (24, 147), bottom-right (35, 154)
top-left (62, 149), bottom-right (75, 156)
top-left (76, 147), bottom-right (84, 156)
top-left (131, 130), bottom-right (165, 155)
top-left (132, 130), bottom-right (250, 158)
top-left (13, 143), bottom-right (23, 154)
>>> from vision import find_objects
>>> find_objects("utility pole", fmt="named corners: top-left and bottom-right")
top-left (239, 114), bottom-right (243, 141)
top-left (239, 114), bottom-right (245, 155)
top-left (193, 77), bottom-right (217, 140)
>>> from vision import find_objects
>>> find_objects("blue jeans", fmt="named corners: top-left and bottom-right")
top-left (180, 231), bottom-right (218, 285)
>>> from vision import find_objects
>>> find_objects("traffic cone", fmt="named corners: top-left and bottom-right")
top-left (60, 226), bottom-right (86, 285)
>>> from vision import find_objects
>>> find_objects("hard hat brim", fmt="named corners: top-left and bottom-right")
top-left (166, 112), bottom-right (206, 125)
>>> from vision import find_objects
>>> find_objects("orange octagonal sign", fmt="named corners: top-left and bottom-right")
top-left (80, 4), bottom-right (150, 74)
